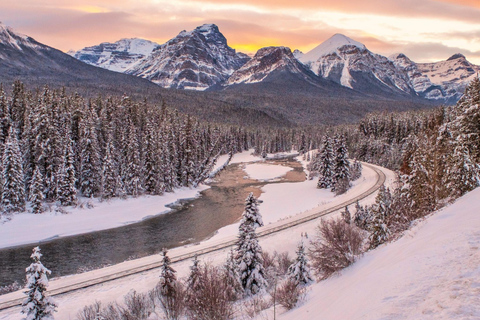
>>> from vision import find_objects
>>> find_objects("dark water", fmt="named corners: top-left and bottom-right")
top-left (0, 157), bottom-right (305, 287)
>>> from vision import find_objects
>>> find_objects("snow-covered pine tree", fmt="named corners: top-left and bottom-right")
top-left (186, 255), bottom-right (201, 293)
top-left (21, 246), bottom-right (57, 320)
top-left (451, 76), bottom-right (480, 163)
top-left (1, 126), bottom-right (25, 213)
top-left (158, 248), bottom-right (177, 296)
top-left (353, 201), bottom-right (369, 230)
top-left (223, 249), bottom-right (243, 300)
top-left (332, 135), bottom-right (351, 194)
top-left (79, 106), bottom-right (101, 198)
top-left (240, 192), bottom-right (263, 230)
top-left (447, 143), bottom-right (480, 197)
top-left (287, 238), bottom-right (313, 286)
top-left (367, 185), bottom-right (392, 249)
top-left (317, 137), bottom-right (335, 189)
top-left (351, 159), bottom-right (362, 181)
top-left (101, 136), bottom-right (117, 200)
top-left (235, 223), bottom-right (268, 296)
top-left (143, 114), bottom-right (160, 195)
top-left (341, 206), bottom-right (351, 224)
top-left (29, 166), bottom-right (45, 214)
top-left (124, 119), bottom-right (142, 197)
top-left (57, 139), bottom-right (77, 206)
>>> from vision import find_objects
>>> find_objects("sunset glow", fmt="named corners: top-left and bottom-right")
top-left (1, 0), bottom-right (479, 64)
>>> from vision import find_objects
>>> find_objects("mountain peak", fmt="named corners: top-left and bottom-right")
top-left (0, 22), bottom-right (39, 51)
top-left (447, 53), bottom-right (466, 61)
top-left (195, 24), bottom-right (219, 34)
top-left (300, 33), bottom-right (366, 63)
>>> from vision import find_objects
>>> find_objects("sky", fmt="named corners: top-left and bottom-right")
top-left (1, 0), bottom-right (480, 64)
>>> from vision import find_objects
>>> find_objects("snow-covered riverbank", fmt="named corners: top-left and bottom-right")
top-left (0, 150), bottom-right (268, 250)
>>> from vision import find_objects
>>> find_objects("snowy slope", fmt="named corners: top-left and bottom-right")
top-left (127, 24), bottom-right (250, 90)
top-left (299, 34), bottom-right (415, 96)
top-left (279, 188), bottom-right (480, 320)
top-left (71, 38), bottom-right (160, 73)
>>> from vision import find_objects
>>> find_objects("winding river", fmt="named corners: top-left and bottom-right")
top-left (0, 157), bottom-right (305, 287)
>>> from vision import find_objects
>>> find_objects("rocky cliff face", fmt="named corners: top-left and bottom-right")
top-left (299, 34), bottom-right (415, 97)
top-left (127, 24), bottom-right (250, 90)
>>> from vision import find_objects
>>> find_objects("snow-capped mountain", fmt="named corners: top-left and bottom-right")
top-left (298, 34), bottom-right (416, 97)
top-left (127, 24), bottom-right (250, 90)
top-left (390, 53), bottom-right (480, 103)
top-left (226, 46), bottom-right (319, 86)
top-left (0, 22), bottom-right (44, 54)
top-left (0, 22), bottom-right (164, 96)
top-left (71, 38), bottom-right (160, 73)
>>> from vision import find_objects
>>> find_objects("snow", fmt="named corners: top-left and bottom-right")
top-left (0, 157), bottom-right (396, 319)
top-left (0, 186), bottom-right (208, 250)
top-left (279, 187), bottom-right (480, 320)
top-left (300, 34), bottom-right (366, 64)
top-left (340, 59), bottom-right (353, 89)
top-left (243, 163), bottom-right (292, 181)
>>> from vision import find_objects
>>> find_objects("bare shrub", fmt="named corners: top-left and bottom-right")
top-left (261, 251), bottom-right (275, 271)
top-left (118, 290), bottom-right (153, 320)
top-left (150, 281), bottom-right (185, 320)
top-left (76, 301), bottom-right (102, 320)
top-left (272, 279), bottom-right (306, 310)
top-left (275, 251), bottom-right (293, 276)
top-left (0, 281), bottom-right (22, 295)
top-left (309, 217), bottom-right (365, 280)
top-left (185, 264), bottom-right (234, 320)
top-left (241, 295), bottom-right (272, 319)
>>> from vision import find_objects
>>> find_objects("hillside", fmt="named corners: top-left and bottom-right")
top-left (280, 187), bottom-right (480, 319)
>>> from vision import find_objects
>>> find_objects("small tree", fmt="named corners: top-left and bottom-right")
top-left (29, 166), bottom-right (44, 214)
top-left (235, 223), bottom-right (268, 296)
top-left (341, 206), bottom-right (351, 224)
top-left (240, 193), bottom-right (263, 230)
top-left (22, 246), bottom-right (57, 320)
top-left (287, 239), bottom-right (313, 286)
top-left (222, 249), bottom-right (243, 300)
top-left (153, 248), bottom-right (184, 320)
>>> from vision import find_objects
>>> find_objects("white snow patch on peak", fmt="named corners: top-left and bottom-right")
top-left (0, 22), bottom-right (39, 50)
top-left (340, 59), bottom-right (353, 89)
top-left (300, 33), bottom-right (366, 63)
top-left (196, 24), bottom-right (218, 33)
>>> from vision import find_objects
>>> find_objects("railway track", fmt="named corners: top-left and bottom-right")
top-left (0, 162), bottom-right (386, 311)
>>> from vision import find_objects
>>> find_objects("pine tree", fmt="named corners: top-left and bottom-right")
top-left (353, 201), bottom-right (371, 230)
top-left (223, 249), bottom-right (243, 300)
top-left (21, 247), bottom-right (57, 320)
top-left (159, 248), bottom-right (177, 296)
top-left (57, 139), bottom-right (77, 206)
top-left (341, 206), bottom-right (351, 224)
top-left (332, 135), bottom-right (351, 194)
top-left (239, 193), bottom-right (263, 230)
top-left (317, 137), bottom-right (335, 189)
top-left (368, 185), bottom-right (391, 249)
top-left (101, 137), bottom-right (117, 199)
top-left (186, 255), bottom-right (201, 293)
top-left (1, 126), bottom-right (25, 213)
top-left (287, 239), bottom-right (313, 286)
top-left (235, 223), bottom-right (268, 296)
top-left (29, 166), bottom-right (45, 214)
top-left (79, 105), bottom-right (101, 198)
top-left (124, 119), bottom-right (142, 197)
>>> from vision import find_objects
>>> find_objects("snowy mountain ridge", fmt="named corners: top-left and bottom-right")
top-left (0, 22), bottom-right (43, 52)
top-left (71, 38), bottom-right (160, 73)
top-left (298, 34), bottom-right (415, 96)
top-left (124, 24), bottom-right (250, 90)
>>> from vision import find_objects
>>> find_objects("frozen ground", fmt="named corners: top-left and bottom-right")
top-left (278, 189), bottom-right (480, 320)
top-left (0, 155), bottom-right (396, 319)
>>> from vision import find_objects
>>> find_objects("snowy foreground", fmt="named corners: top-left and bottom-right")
top-left (0, 153), bottom-right (396, 319)
top-left (280, 189), bottom-right (480, 320)
top-left (0, 150), bottom-right (269, 249)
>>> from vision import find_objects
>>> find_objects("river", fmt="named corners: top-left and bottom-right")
top-left (0, 157), bottom-right (305, 287)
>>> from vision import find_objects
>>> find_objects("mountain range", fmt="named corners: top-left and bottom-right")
top-left (0, 21), bottom-right (468, 127)
top-left (71, 24), bottom-right (480, 104)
